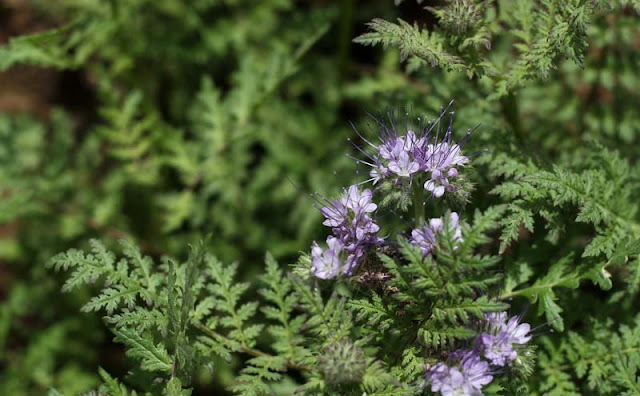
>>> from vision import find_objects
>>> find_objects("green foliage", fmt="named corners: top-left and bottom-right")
top-left (356, 0), bottom-right (639, 96)
top-left (43, 201), bottom-right (525, 394)
top-left (534, 314), bottom-right (640, 395)
top-left (491, 144), bottom-right (640, 331)
top-left (0, 22), bottom-right (81, 71)
top-left (491, 145), bottom-right (640, 255)
top-left (45, 240), bottom-right (380, 394)
top-left (1, 0), bottom-right (639, 395)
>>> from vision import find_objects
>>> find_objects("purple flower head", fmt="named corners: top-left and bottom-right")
top-left (423, 142), bottom-right (468, 198)
top-left (349, 106), bottom-right (470, 199)
top-left (427, 350), bottom-right (493, 396)
top-left (316, 185), bottom-right (383, 277)
top-left (411, 212), bottom-right (463, 256)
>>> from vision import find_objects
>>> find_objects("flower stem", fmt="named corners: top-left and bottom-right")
top-left (500, 90), bottom-right (525, 144)
top-left (412, 181), bottom-right (424, 225)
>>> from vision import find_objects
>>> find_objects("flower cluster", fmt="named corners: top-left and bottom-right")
top-left (358, 114), bottom-right (469, 198)
top-left (309, 109), bottom-right (472, 279)
top-left (426, 312), bottom-right (532, 396)
top-left (311, 185), bottom-right (383, 278)
top-left (410, 212), bottom-right (463, 256)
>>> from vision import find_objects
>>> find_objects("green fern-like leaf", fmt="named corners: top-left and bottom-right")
top-left (112, 328), bottom-right (172, 374)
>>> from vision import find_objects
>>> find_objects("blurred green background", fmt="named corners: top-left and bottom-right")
top-left (0, 0), bottom-right (638, 394)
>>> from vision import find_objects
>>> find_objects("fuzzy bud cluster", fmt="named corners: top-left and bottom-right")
top-left (317, 339), bottom-right (367, 386)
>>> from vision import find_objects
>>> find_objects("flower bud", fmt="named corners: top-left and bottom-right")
top-left (317, 339), bottom-right (367, 386)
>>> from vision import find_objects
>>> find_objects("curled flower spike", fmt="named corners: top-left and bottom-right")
top-left (313, 185), bottom-right (383, 277)
top-left (425, 312), bottom-right (532, 395)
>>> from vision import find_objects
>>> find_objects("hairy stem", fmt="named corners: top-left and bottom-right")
top-left (412, 181), bottom-right (425, 225)
top-left (338, 0), bottom-right (355, 77)
top-left (500, 90), bottom-right (525, 144)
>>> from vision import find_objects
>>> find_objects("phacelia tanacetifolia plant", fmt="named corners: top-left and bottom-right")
top-left (303, 106), bottom-right (535, 395)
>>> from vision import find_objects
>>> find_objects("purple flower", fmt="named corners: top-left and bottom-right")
top-left (423, 142), bottom-right (469, 171)
top-left (421, 141), bottom-right (468, 198)
top-left (431, 212), bottom-right (463, 243)
top-left (311, 237), bottom-right (343, 279)
top-left (378, 136), bottom-right (404, 161)
top-left (410, 226), bottom-right (437, 257)
top-left (459, 351), bottom-right (494, 390)
top-left (427, 350), bottom-right (493, 396)
top-left (316, 185), bottom-right (383, 277)
top-left (425, 177), bottom-right (447, 198)
top-left (410, 212), bottom-right (463, 256)
top-left (429, 365), bottom-right (471, 396)
top-left (369, 163), bottom-right (389, 185)
top-left (388, 151), bottom-right (420, 177)
top-left (482, 313), bottom-right (532, 344)
top-left (503, 316), bottom-right (532, 345)
top-left (343, 248), bottom-right (365, 276)
top-left (427, 362), bottom-right (451, 394)
top-left (343, 185), bottom-right (377, 214)
top-left (479, 312), bottom-right (532, 366)
top-left (320, 201), bottom-right (348, 228)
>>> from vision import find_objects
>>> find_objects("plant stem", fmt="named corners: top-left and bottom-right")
top-left (338, 0), bottom-right (355, 77)
top-left (412, 181), bottom-right (425, 225)
top-left (500, 90), bottom-right (525, 144)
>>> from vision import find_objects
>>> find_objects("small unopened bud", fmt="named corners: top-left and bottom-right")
top-left (317, 339), bottom-right (367, 386)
